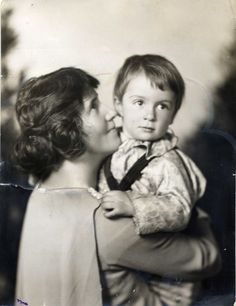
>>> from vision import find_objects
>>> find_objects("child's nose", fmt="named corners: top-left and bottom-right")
top-left (144, 108), bottom-right (156, 121)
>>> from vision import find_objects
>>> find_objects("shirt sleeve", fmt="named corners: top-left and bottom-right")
top-left (95, 207), bottom-right (221, 282)
top-left (129, 153), bottom-right (206, 234)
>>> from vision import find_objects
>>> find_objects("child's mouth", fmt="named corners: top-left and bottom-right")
top-left (139, 126), bottom-right (155, 132)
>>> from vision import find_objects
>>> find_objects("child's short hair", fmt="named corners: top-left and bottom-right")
top-left (114, 54), bottom-right (185, 115)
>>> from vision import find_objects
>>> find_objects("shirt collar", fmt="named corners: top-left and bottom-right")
top-left (119, 129), bottom-right (178, 159)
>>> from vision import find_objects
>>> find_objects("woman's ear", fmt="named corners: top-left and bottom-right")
top-left (114, 97), bottom-right (123, 117)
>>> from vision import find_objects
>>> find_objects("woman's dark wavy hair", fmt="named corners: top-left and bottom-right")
top-left (114, 54), bottom-right (185, 116)
top-left (14, 67), bottom-right (99, 180)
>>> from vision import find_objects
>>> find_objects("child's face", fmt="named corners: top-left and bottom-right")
top-left (115, 73), bottom-right (176, 141)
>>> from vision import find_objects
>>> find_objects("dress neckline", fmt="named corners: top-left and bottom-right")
top-left (34, 183), bottom-right (102, 200)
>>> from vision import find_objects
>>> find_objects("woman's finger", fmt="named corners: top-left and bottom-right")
top-left (155, 281), bottom-right (198, 299)
top-left (153, 286), bottom-right (191, 306)
top-left (152, 287), bottom-right (176, 306)
top-left (152, 283), bottom-right (193, 306)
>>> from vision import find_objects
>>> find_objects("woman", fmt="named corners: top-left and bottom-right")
top-left (15, 67), bottom-right (220, 306)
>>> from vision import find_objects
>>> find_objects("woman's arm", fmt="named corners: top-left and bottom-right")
top-left (95, 207), bottom-right (221, 281)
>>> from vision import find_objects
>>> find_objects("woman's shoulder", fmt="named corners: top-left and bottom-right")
top-left (28, 187), bottom-right (99, 213)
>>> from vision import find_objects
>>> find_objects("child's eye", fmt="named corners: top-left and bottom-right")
top-left (134, 99), bottom-right (144, 106)
top-left (157, 103), bottom-right (168, 110)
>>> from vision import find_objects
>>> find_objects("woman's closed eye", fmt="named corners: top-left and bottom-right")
top-left (90, 98), bottom-right (99, 111)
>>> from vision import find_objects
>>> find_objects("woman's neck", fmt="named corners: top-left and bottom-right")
top-left (40, 153), bottom-right (103, 189)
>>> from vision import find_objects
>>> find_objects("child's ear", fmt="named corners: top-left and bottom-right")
top-left (114, 97), bottom-right (123, 117)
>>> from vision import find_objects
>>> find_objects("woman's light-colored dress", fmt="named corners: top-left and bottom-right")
top-left (16, 188), bottom-right (102, 306)
top-left (16, 187), bottom-right (220, 306)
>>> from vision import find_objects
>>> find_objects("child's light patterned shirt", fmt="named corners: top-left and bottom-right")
top-left (99, 131), bottom-right (206, 234)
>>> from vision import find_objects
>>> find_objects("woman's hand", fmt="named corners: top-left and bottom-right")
top-left (101, 191), bottom-right (134, 218)
top-left (150, 280), bottom-right (201, 306)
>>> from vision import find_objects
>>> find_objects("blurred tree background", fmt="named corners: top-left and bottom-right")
top-left (1, 8), bottom-right (30, 305)
top-left (183, 29), bottom-right (236, 302)
top-left (1, 8), bottom-right (26, 164)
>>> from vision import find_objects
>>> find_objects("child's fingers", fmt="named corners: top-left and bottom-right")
top-left (101, 195), bottom-right (117, 204)
top-left (101, 192), bottom-right (117, 202)
top-left (102, 191), bottom-right (117, 198)
top-left (105, 110), bottom-right (118, 121)
top-left (102, 191), bottom-right (125, 202)
top-left (103, 208), bottom-right (118, 219)
top-left (101, 200), bottom-right (115, 211)
top-left (101, 200), bottom-right (116, 218)
top-left (113, 115), bottom-right (122, 128)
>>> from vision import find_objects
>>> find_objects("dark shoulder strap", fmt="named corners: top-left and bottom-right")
top-left (103, 153), bottom-right (156, 191)
top-left (103, 154), bottom-right (120, 190)
top-left (119, 154), bottom-right (153, 191)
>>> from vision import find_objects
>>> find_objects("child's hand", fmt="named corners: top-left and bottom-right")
top-left (101, 191), bottom-right (134, 218)
top-left (105, 110), bottom-right (122, 129)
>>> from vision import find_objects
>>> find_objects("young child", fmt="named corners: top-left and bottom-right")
top-left (99, 54), bottom-right (206, 235)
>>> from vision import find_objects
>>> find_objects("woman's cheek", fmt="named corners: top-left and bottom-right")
top-left (93, 118), bottom-right (107, 136)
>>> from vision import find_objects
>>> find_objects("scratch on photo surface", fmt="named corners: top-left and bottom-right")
top-left (0, 182), bottom-right (33, 190)
top-left (0, 161), bottom-right (33, 190)
top-left (16, 298), bottom-right (28, 305)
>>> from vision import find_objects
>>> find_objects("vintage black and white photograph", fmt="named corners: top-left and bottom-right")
top-left (1, 1), bottom-right (235, 305)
